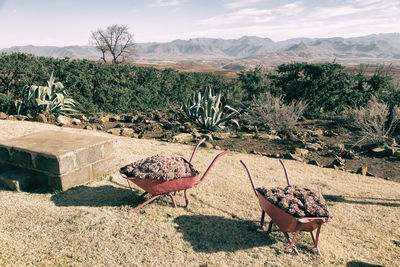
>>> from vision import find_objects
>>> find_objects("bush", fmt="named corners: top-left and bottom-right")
top-left (346, 96), bottom-right (400, 144)
top-left (241, 92), bottom-right (307, 136)
top-left (0, 53), bottom-right (233, 114)
top-left (0, 93), bottom-right (13, 114)
top-left (182, 88), bottom-right (239, 130)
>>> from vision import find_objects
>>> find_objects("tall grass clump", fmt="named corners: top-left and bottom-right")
top-left (241, 92), bottom-right (307, 136)
top-left (346, 96), bottom-right (400, 144)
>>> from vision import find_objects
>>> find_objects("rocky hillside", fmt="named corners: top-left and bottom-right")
top-left (2, 33), bottom-right (400, 66)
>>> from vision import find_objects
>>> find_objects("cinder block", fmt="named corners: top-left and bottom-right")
top-left (0, 170), bottom-right (37, 191)
top-left (91, 156), bottom-right (117, 178)
top-left (75, 144), bottom-right (103, 166)
top-left (47, 165), bottom-right (93, 191)
top-left (0, 130), bottom-right (115, 191)
top-left (0, 146), bottom-right (10, 161)
top-left (10, 149), bottom-right (33, 168)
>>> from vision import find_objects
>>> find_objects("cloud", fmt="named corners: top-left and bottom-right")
top-left (224, 0), bottom-right (263, 9)
top-left (150, 0), bottom-right (187, 7)
top-left (192, 0), bottom-right (400, 41)
top-left (199, 2), bottom-right (304, 26)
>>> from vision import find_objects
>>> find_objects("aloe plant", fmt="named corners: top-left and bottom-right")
top-left (182, 88), bottom-right (239, 130)
top-left (27, 73), bottom-right (78, 115)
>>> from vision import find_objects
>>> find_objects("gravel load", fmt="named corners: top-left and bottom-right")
top-left (120, 154), bottom-right (199, 181)
top-left (257, 185), bottom-right (331, 218)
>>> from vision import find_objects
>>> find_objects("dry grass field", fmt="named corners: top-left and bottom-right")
top-left (0, 120), bottom-right (399, 266)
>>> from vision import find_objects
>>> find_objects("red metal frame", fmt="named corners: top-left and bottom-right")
top-left (240, 159), bottom-right (332, 256)
top-left (120, 138), bottom-right (229, 210)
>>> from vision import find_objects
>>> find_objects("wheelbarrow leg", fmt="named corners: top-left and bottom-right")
top-left (167, 193), bottom-right (177, 208)
top-left (266, 221), bottom-right (274, 235)
top-left (184, 189), bottom-right (189, 208)
top-left (260, 210), bottom-right (266, 229)
top-left (283, 231), bottom-right (300, 256)
top-left (139, 192), bottom-right (148, 198)
top-left (310, 224), bottom-right (322, 256)
top-left (133, 195), bottom-right (163, 210)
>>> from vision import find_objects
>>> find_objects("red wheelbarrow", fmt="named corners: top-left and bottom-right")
top-left (120, 138), bottom-right (229, 210)
top-left (240, 159), bottom-right (332, 256)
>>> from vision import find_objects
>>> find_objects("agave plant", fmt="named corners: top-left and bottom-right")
top-left (182, 88), bottom-right (239, 130)
top-left (27, 73), bottom-right (78, 115)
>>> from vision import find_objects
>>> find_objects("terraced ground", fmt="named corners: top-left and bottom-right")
top-left (0, 120), bottom-right (399, 266)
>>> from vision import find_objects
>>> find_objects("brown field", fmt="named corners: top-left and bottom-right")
top-left (1, 120), bottom-right (399, 266)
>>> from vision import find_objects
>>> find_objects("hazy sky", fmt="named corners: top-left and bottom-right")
top-left (0, 0), bottom-right (399, 48)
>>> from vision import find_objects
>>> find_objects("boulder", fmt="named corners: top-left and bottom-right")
top-left (257, 133), bottom-right (281, 140)
top-left (107, 128), bottom-right (121, 136)
top-left (356, 166), bottom-right (368, 176)
top-left (172, 133), bottom-right (193, 143)
top-left (0, 112), bottom-right (7, 120)
top-left (202, 142), bottom-right (214, 149)
top-left (71, 118), bottom-right (81, 125)
top-left (212, 132), bottom-right (231, 140)
top-left (57, 115), bottom-right (71, 125)
top-left (36, 113), bottom-right (47, 123)
top-left (305, 142), bottom-right (323, 151)
top-left (121, 128), bottom-right (134, 136)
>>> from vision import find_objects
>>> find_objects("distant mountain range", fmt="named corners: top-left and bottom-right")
top-left (1, 33), bottom-right (400, 67)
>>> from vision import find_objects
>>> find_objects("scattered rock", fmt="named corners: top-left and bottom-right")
top-left (121, 128), bottom-right (134, 136)
top-left (241, 133), bottom-right (255, 139)
top-left (329, 143), bottom-right (345, 153)
top-left (371, 147), bottom-right (391, 157)
top-left (14, 115), bottom-right (28, 121)
top-left (357, 166), bottom-right (368, 176)
top-left (7, 115), bottom-right (17, 121)
top-left (0, 112), bottom-right (7, 120)
top-left (71, 118), bottom-right (81, 125)
top-left (57, 115), bottom-right (71, 125)
top-left (294, 148), bottom-right (309, 157)
top-left (108, 115), bottom-right (120, 122)
top-left (202, 142), bottom-right (214, 149)
top-left (191, 129), bottom-right (202, 139)
top-left (340, 149), bottom-right (358, 159)
top-left (305, 142), bottom-right (323, 151)
top-left (257, 133), bottom-right (281, 140)
top-left (327, 156), bottom-right (345, 169)
top-left (84, 125), bottom-right (93, 130)
top-left (122, 115), bottom-right (136, 123)
top-left (36, 113), bottom-right (47, 123)
top-left (203, 133), bottom-right (213, 141)
top-left (307, 160), bottom-right (321, 167)
top-left (215, 145), bottom-right (222, 150)
top-left (107, 128), bottom-right (121, 135)
top-left (212, 132), bottom-right (231, 140)
top-left (96, 125), bottom-right (104, 131)
top-left (288, 153), bottom-right (304, 162)
top-left (172, 133), bottom-right (193, 143)
top-left (310, 129), bottom-right (324, 137)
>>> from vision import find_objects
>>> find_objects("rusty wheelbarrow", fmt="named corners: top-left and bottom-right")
top-left (240, 159), bottom-right (332, 256)
top-left (120, 138), bottom-right (229, 210)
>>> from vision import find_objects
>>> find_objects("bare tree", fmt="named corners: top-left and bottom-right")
top-left (90, 24), bottom-right (136, 64)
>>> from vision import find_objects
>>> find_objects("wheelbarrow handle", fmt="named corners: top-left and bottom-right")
top-left (279, 159), bottom-right (291, 186)
top-left (240, 160), bottom-right (258, 197)
top-left (195, 150), bottom-right (229, 184)
top-left (189, 138), bottom-right (206, 163)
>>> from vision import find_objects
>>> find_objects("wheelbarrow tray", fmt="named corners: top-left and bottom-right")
top-left (257, 193), bottom-right (332, 232)
top-left (120, 138), bottom-right (229, 210)
top-left (124, 173), bottom-right (199, 196)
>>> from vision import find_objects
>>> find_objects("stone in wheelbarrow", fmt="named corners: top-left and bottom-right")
top-left (0, 130), bottom-right (116, 191)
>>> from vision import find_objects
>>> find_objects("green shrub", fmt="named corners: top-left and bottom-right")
top-left (0, 93), bottom-right (13, 113)
top-left (182, 88), bottom-right (239, 130)
top-left (27, 73), bottom-right (79, 115)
